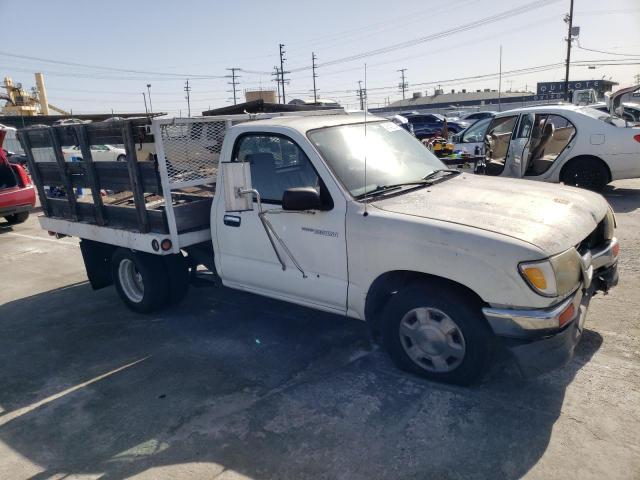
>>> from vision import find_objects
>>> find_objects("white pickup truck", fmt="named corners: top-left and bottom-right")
top-left (19, 112), bottom-right (619, 385)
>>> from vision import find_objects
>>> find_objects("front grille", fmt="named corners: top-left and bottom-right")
top-left (577, 219), bottom-right (605, 254)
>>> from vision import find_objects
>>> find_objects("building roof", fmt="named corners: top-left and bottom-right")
top-left (389, 90), bottom-right (534, 109)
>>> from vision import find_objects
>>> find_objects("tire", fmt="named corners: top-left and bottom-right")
top-left (4, 211), bottom-right (29, 225)
top-left (562, 157), bottom-right (609, 191)
top-left (162, 252), bottom-right (190, 305)
top-left (381, 282), bottom-right (491, 386)
top-left (116, 154), bottom-right (126, 162)
top-left (111, 249), bottom-right (169, 313)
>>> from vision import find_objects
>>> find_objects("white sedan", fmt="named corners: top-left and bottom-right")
top-left (62, 144), bottom-right (127, 162)
top-left (453, 104), bottom-right (640, 190)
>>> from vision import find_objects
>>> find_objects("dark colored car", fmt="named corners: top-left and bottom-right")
top-left (0, 131), bottom-right (36, 225)
top-left (460, 111), bottom-right (497, 124)
top-left (403, 113), bottom-right (469, 139)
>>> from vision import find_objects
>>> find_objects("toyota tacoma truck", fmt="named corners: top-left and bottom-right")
top-left (18, 112), bottom-right (619, 385)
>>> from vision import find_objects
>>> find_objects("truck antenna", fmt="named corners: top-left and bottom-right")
top-left (363, 63), bottom-right (368, 217)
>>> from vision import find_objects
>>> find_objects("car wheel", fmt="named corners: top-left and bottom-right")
top-left (562, 157), bottom-right (609, 191)
top-left (117, 154), bottom-right (126, 162)
top-left (4, 211), bottom-right (29, 225)
top-left (112, 249), bottom-right (169, 313)
top-left (381, 282), bottom-right (491, 385)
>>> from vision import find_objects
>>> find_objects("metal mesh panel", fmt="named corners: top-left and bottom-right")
top-left (159, 120), bottom-right (227, 186)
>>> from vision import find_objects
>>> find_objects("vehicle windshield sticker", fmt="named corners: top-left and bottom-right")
top-left (380, 121), bottom-right (402, 132)
top-left (302, 227), bottom-right (338, 238)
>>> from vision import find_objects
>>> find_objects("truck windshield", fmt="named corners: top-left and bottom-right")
top-left (308, 121), bottom-right (445, 198)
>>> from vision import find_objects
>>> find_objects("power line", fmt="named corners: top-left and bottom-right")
top-left (0, 51), bottom-right (227, 79)
top-left (288, 0), bottom-right (560, 72)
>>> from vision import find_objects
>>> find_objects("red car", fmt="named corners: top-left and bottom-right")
top-left (0, 129), bottom-right (36, 225)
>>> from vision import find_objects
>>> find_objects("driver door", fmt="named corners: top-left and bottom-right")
top-left (215, 131), bottom-right (349, 313)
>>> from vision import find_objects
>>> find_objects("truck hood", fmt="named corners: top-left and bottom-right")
top-left (372, 174), bottom-right (609, 254)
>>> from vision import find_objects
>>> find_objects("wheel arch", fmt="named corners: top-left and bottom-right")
top-left (364, 270), bottom-right (488, 340)
top-left (559, 154), bottom-right (612, 184)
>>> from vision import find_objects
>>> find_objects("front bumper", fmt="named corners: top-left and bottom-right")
top-left (483, 241), bottom-right (618, 377)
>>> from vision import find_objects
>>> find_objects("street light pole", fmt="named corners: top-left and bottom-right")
top-left (142, 92), bottom-right (149, 116)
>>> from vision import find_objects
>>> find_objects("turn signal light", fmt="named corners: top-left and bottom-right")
top-left (634, 134), bottom-right (640, 143)
top-left (612, 242), bottom-right (620, 257)
top-left (522, 267), bottom-right (548, 290)
top-left (558, 303), bottom-right (575, 327)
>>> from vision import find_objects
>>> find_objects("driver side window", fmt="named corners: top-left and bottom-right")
top-left (233, 134), bottom-right (320, 204)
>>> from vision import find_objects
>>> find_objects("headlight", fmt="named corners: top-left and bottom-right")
top-left (603, 206), bottom-right (616, 240)
top-left (519, 248), bottom-right (582, 298)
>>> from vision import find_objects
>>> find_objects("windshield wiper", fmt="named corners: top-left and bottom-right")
top-left (355, 170), bottom-right (461, 200)
top-left (422, 169), bottom-right (461, 182)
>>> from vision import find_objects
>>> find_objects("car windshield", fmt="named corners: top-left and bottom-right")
top-left (308, 121), bottom-right (445, 198)
top-left (460, 117), bottom-right (491, 142)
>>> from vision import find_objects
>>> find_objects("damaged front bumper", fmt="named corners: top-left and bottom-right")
top-left (482, 240), bottom-right (619, 377)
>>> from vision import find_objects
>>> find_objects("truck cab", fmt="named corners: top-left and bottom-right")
top-left (19, 113), bottom-right (619, 385)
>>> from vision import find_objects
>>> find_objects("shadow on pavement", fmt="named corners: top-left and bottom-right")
top-left (603, 185), bottom-right (640, 214)
top-left (0, 282), bottom-right (601, 479)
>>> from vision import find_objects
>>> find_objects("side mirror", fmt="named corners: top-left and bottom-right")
top-left (221, 162), bottom-right (253, 212)
top-left (282, 187), bottom-right (321, 211)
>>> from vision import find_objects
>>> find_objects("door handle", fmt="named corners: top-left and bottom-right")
top-left (223, 215), bottom-right (241, 227)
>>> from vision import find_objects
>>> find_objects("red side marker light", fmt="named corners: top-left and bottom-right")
top-left (634, 134), bottom-right (640, 143)
top-left (612, 242), bottom-right (620, 257)
top-left (160, 239), bottom-right (172, 251)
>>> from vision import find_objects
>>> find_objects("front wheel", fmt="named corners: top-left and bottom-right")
top-left (381, 282), bottom-right (492, 385)
top-left (112, 249), bottom-right (169, 313)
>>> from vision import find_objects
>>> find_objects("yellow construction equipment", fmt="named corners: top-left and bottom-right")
top-left (1, 73), bottom-right (69, 116)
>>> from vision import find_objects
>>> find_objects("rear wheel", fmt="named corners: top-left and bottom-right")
top-left (381, 282), bottom-right (491, 385)
top-left (116, 154), bottom-right (126, 162)
top-left (112, 249), bottom-right (169, 313)
top-left (562, 157), bottom-right (609, 191)
top-left (4, 211), bottom-right (29, 225)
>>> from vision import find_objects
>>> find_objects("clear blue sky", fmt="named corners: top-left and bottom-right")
top-left (1, 0), bottom-right (638, 114)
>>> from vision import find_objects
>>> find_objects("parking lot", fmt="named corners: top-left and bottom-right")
top-left (0, 180), bottom-right (639, 480)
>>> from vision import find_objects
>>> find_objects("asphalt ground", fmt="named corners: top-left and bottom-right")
top-left (0, 179), bottom-right (639, 480)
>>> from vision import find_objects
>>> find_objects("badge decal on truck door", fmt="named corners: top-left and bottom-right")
top-left (301, 227), bottom-right (339, 238)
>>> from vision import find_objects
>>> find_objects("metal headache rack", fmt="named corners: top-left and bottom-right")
top-left (18, 117), bottom-right (234, 254)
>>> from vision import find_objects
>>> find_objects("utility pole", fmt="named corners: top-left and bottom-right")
top-left (146, 84), bottom-right (153, 113)
top-left (312, 52), bottom-right (318, 104)
top-left (279, 44), bottom-right (287, 104)
top-left (357, 80), bottom-right (366, 111)
top-left (272, 66), bottom-right (282, 103)
top-left (142, 92), bottom-right (148, 115)
top-left (184, 79), bottom-right (191, 117)
top-left (497, 45), bottom-right (502, 112)
top-left (226, 67), bottom-right (241, 105)
top-left (397, 68), bottom-right (408, 100)
top-left (564, 0), bottom-right (575, 101)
